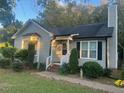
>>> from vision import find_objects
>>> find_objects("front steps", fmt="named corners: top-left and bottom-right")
top-left (47, 63), bottom-right (60, 72)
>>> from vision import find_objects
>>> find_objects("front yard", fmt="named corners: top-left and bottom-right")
top-left (0, 69), bottom-right (108, 93)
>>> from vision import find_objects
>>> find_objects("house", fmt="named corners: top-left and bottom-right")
top-left (12, 1), bottom-right (118, 69)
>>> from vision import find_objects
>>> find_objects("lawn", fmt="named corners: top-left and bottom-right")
top-left (0, 69), bottom-right (108, 93)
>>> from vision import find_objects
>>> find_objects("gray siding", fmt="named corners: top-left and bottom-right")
top-left (14, 22), bottom-right (51, 63)
top-left (70, 40), bottom-right (106, 68)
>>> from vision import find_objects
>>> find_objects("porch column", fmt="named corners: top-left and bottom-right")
top-left (67, 39), bottom-right (70, 54)
top-left (50, 40), bottom-right (53, 62)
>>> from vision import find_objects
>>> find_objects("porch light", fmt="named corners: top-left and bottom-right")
top-left (30, 35), bottom-right (38, 43)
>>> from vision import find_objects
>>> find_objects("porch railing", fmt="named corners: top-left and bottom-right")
top-left (46, 56), bottom-right (52, 70)
top-left (60, 53), bottom-right (70, 65)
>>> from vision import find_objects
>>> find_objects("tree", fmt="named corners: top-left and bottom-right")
top-left (89, 5), bottom-right (108, 23)
top-left (69, 48), bottom-right (79, 74)
top-left (0, 0), bottom-right (16, 27)
top-left (0, 20), bottom-right (23, 44)
top-left (37, 0), bottom-right (91, 27)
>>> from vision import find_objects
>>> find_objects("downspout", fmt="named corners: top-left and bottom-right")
top-left (105, 38), bottom-right (108, 69)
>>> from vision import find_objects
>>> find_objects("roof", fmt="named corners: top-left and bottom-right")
top-left (12, 19), bottom-right (113, 39)
top-left (47, 23), bottom-right (113, 38)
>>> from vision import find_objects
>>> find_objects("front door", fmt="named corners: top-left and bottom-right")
top-left (55, 40), bottom-right (67, 59)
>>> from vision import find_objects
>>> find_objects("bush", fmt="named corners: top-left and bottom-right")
top-left (82, 62), bottom-right (103, 78)
top-left (59, 63), bottom-right (70, 75)
top-left (121, 70), bottom-right (124, 79)
top-left (103, 69), bottom-right (112, 77)
top-left (0, 58), bottom-right (11, 68)
top-left (69, 48), bottom-right (79, 74)
top-left (33, 62), bottom-right (46, 71)
top-left (27, 43), bottom-right (35, 68)
top-left (12, 59), bottom-right (24, 72)
top-left (15, 49), bottom-right (28, 61)
top-left (0, 53), bottom-right (4, 59)
top-left (1, 47), bottom-right (16, 61)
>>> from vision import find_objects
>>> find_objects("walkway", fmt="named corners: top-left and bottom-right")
top-left (35, 71), bottom-right (124, 93)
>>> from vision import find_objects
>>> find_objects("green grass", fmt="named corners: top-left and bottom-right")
top-left (0, 69), bottom-right (107, 93)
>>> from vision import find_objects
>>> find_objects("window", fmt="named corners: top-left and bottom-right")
top-left (80, 41), bottom-right (97, 59)
top-left (82, 42), bottom-right (88, 58)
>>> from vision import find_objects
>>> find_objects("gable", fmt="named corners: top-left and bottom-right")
top-left (12, 20), bottom-right (53, 39)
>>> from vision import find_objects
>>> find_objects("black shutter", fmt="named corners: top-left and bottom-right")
top-left (77, 42), bottom-right (80, 58)
top-left (98, 42), bottom-right (102, 60)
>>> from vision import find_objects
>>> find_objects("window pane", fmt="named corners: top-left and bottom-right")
top-left (90, 50), bottom-right (96, 58)
top-left (90, 42), bottom-right (96, 50)
top-left (82, 42), bottom-right (88, 50)
top-left (82, 50), bottom-right (88, 57)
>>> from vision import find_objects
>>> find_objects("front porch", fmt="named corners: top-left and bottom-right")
top-left (46, 36), bottom-right (74, 70)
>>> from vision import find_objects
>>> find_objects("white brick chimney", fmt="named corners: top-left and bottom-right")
top-left (107, 0), bottom-right (118, 69)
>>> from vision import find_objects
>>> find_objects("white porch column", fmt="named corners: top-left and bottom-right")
top-left (67, 39), bottom-right (70, 54)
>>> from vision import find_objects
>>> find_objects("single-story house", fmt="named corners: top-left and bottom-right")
top-left (12, 2), bottom-right (118, 69)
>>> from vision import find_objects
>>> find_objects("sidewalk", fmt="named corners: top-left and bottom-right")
top-left (35, 71), bottom-right (124, 93)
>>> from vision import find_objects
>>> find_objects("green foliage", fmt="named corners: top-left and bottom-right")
top-left (37, 1), bottom-right (90, 28)
top-left (0, 53), bottom-right (4, 59)
top-left (0, 0), bottom-right (16, 27)
top-left (69, 48), bottom-right (79, 74)
top-left (59, 63), bottom-right (70, 75)
top-left (82, 62), bottom-right (103, 78)
top-left (15, 49), bottom-right (28, 61)
top-left (12, 59), bottom-right (24, 72)
top-left (0, 58), bottom-right (11, 68)
top-left (121, 70), bottom-right (124, 79)
top-left (27, 43), bottom-right (35, 68)
top-left (33, 62), bottom-right (46, 71)
top-left (1, 47), bottom-right (16, 59)
top-left (103, 69), bottom-right (112, 77)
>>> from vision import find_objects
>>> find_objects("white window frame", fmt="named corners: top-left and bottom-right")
top-left (80, 40), bottom-right (98, 60)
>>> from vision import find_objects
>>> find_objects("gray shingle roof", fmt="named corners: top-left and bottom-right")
top-left (47, 23), bottom-right (113, 38)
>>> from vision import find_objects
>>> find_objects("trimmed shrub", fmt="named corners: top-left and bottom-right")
top-left (15, 49), bottom-right (28, 61)
top-left (39, 63), bottom-right (46, 71)
top-left (33, 62), bottom-right (46, 71)
top-left (0, 58), bottom-right (11, 68)
top-left (121, 70), bottom-right (124, 79)
top-left (27, 43), bottom-right (35, 68)
top-left (12, 59), bottom-right (24, 72)
top-left (0, 53), bottom-right (4, 59)
top-left (59, 63), bottom-right (70, 75)
top-left (82, 62), bottom-right (103, 78)
top-left (103, 69), bottom-right (112, 77)
top-left (1, 47), bottom-right (16, 62)
top-left (69, 48), bottom-right (79, 74)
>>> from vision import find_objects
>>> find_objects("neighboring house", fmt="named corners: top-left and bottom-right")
top-left (12, 2), bottom-right (118, 69)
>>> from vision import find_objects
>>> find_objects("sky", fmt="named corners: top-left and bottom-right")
top-left (14, 0), bottom-right (102, 23)
top-left (0, 0), bottom-right (103, 28)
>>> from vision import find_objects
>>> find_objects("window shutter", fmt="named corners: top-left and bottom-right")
top-left (76, 42), bottom-right (80, 58)
top-left (98, 42), bottom-right (102, 60)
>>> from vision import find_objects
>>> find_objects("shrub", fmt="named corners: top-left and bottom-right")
top-left (1, 47), bottom-right (16, 61)
top-left (27, 43), bottom-right (35, 68)
top-left (0, 53), bottom-right (4, 59)
top-left (12, 59), bottom-right (24, 72)
top-left (39, 63), bottom-right (46, 71)
top-left (103, 69), bottom-right (112, 77)
top-left (59, 63), bottom-right (70, 75)
top-left (33, 62), bottom-right (46, 71)
top-left (15, 49), bottom-right (28, 61)
top-left (69, 48), bottom-right (79, 74)
top-left (0, 58), bottom-right (11, 68)
top-left (121, 70), bottom-right (124, 79)
top-left (82, 61), bottom-right (103, 78)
